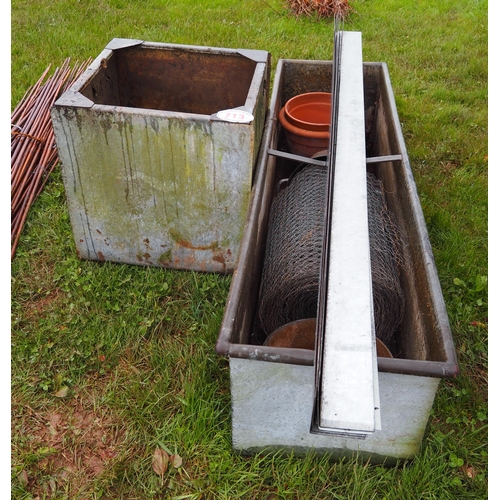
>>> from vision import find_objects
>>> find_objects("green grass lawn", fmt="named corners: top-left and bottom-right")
top-left (11, 0), bottom-right (487, 498)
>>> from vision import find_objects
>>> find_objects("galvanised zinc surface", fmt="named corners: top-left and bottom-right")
top-left (51, 40), bottom-right (269, 273)
top-left (230, 357), bottom-right (439, 464)
top-left (216, 59), bottom-right (458, 460)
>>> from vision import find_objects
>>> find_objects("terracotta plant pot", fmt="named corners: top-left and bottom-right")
top-left (264, 318), bottom-right (393, 358)
top-left (279, 92), bottom-right (331, 157)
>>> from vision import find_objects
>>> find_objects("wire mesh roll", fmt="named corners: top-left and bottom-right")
top-left (258, 164), bottom-right (327, 335)
top-left (366, 173), bottom-right (405, 344)
top-left (258, 167), bottom-right (405, 346)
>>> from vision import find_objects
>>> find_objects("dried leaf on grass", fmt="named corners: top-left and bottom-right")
top-left (18, 469), bottom-right (29, 488)
top-left (152, 448), bottom-right (183, 475)
top-left (171, 454), bottom-right (183, 468)
top-left (54, 386), bottom-right (70, 398)
top-left (461, 464), bottom-right (477, 479)
top-left (152, 448), bottom-right (170, 476)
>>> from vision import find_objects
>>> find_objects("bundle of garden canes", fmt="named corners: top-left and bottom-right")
top-left (285, 0), bottom-right (354, 19)
top-left (11, 58), bottom-right (91, 259)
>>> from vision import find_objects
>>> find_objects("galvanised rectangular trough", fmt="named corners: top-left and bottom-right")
top-left (215, 57), bottom-right (459, 464)
top-left (51, 39), bottom-right (270, 272)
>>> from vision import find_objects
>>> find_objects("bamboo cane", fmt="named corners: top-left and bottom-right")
top-left (11, 57), bottom-right (92, 259)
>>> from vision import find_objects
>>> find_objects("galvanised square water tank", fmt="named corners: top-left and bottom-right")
top-left (51, 39), bottom-right (270, 272)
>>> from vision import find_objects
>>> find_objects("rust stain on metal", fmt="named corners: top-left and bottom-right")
top-left (212, 251), bottom-right (225, 264)
top-left (176, 239), bottom-right (219, 251)
top-left (212, 249), bottom-right (230, 273)
top-left (136, 251), bottom-right (152, 262)
top-left (171, 254), bottom-right (197, 269)
top-left (109, 46), bottom-right (256, 115)
top-left (169, 228), bottom-right (219, 251)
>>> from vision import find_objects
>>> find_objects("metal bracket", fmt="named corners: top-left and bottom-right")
top-left (268, 149), bottom-right (402, 167)
top-left (267, 149), bottom-right (327, 166)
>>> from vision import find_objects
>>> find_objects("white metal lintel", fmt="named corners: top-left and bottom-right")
top-left (316, 31), bottom-right (381, 437)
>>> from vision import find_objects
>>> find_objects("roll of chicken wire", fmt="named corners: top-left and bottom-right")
top-left (366, 172), bottom-right (405, 344)
top-left (258, 164), bottom-right (327, 335)
top-left (258, 166), bottom-right (405, 346)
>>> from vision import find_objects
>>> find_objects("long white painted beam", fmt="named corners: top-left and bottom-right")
top-left (318, 31), bottom-right (381, 436)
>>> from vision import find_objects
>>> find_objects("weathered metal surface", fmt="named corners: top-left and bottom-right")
top-left (81, 43), bottom-right (259, 115)
top-left (51, 40), bottom-right (270, 272)
top-left (264, 318), bottom-right (392, 358)
top-left (230, 357), bottom-right (439, 464)
top-left (264, 319), bottom-right (316, 349)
